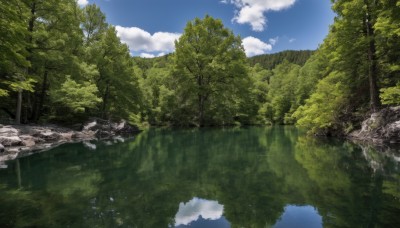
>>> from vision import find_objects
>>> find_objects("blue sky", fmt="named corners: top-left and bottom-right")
top-left (77, 0), bottom-right (335, 57)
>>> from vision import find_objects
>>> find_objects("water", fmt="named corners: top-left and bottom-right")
top-left (0, 127), bottom-right (399, 227)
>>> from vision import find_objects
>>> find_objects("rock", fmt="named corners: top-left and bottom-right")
top-left (20, 135), bottom-right (36, 147)
top-left (0, 118), bottom-right (140, 163)
top-left (0, 126), bottom-right (19, 137)
top-left (0, 136), bottom-right (22, 146)
top-left (83, 120), bottom-right (98, 131)
top-left (72, 131), bottom-right (96, 140)
top-left (60, 132), bottom-right (73, 141)
top-left (349, 106), bottom-right (400, 144)
top-left (82, 119), bottom-right (140, 138)
top-left (33, 130), bottom-right (61, 142)
top-left (114, 120), bottom-right (139, 134)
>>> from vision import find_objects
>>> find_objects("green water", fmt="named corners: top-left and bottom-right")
top-left (0, 127), bottom-right (399, 227)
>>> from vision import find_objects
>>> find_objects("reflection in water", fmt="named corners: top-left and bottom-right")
top-left (274, 205), bottom-right (322, 228)
top-left (174, 198), bottom-right (225, 226)
top-left (0, 127), bottom-right (399, 227)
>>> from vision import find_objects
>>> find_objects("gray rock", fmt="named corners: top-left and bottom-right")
top-left (0, 126), bottom-right (19, 137)
top-left (20, 135), bottom-right (36, 147)
top-left (0, 144), bottom-right (4, 153)
top-left (349, 106), bottom-right (400, 144)
top-left (33, 131), bottom-right (61, 141)
top-left (0, 136), bottom-right (22, 146)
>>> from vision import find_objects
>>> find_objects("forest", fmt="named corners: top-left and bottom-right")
top-left (0, 0), bottom-right (399, 135)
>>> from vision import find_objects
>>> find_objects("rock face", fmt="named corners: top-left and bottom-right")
top-left (349, 106), bottom-right (400, 144)
top-left (0, 119), bottom-right (140, 163)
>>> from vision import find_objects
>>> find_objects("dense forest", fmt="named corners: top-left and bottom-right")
top-left (0, 0), bottom-right (399, 135)
top-left (248, 50), bottom-right (314, 70)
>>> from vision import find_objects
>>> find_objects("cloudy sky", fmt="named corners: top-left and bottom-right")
top-left (78, 0), bottom-right (334, 58)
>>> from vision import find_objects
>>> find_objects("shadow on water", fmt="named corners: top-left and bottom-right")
top-left (0, 126), bottom-right (399, 227)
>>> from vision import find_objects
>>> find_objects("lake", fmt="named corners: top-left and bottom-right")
top-left (0, 127), bottom-right (399, 227)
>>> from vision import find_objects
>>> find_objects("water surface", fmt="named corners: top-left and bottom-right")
top-left (0, 127), bottom-right (399, 227)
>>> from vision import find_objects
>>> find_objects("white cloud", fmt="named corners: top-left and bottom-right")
top-left (289, 38), bottom-right (296, 43)
top-left (242, 36), bottom-right (272, 57)
top-left (139, 52), bottom-right (167, 58)
top-left (77, 0), bottom-right (89, 6)
top-left (269, 36), bottom-right (279, 45)
top-left (228, 0), bottom-right (297, 31)
top-left (140, 53), bottom-right (156, 58)
top-left (115, 26), bottom-right (181, 54)
top-left (174, 198), bottom-right (224, 226)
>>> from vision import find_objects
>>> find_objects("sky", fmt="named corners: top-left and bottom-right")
top-left (77, 0), bottom-right (335, 58)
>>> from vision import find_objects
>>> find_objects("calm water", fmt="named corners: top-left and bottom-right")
top-left (0, 127), bottom-right (399, 227)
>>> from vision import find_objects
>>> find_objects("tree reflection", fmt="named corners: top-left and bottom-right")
top-left (0, 127), bottom-right (399, 227)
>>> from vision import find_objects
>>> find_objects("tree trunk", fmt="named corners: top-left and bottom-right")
top-left (364, 0), bottom-right (381, 112)
top-left (102, 82), bottom-right (110, 119)
top-left (15, 89), bottom-right (22, 124)
top-left (197, 75), bottom-right (205, 127)
top-left (32, 70), bottom-right (48, 122)
top-left (198, 94), bottom-right (205, 127)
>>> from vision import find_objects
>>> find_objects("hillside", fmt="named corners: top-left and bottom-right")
top-left (248, 50), bottom-right (315, 69)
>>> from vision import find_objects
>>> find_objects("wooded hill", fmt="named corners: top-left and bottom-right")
top-left (248, 50), bottom-right (315, 70)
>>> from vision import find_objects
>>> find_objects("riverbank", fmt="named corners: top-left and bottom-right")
top-left (0, 119), bottom-right (140, 164)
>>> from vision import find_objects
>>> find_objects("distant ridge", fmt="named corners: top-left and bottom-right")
top-left (248, 50), bottom-right (315, 70)
top-left (132, 50), bottom-right (315, 70)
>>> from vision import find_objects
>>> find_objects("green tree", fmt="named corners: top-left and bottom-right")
top-left (172, 15), bottom-right (249, 126)
top-left (262, 61), bottom-right (301, 124)
top-left (87, 26), bottom-right (142, 120)
top-left (51, 76), bottom-right (101, 113)
top-left (81, 4), bottom-right (108, 45)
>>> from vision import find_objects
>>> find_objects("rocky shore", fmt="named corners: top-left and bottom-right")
top-left (348, 106), bottom-right (400, 145)
top-left (0, 119), bottom-right (140, 163)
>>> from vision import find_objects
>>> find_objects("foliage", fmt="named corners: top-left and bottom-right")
top-left (169, 15), bottom-right (251, 126)
top-left (293, 71), bottom-right (350, 134)
top-left (52, 76), bottom-right (101, 113)
top-left (248, 50), bottom-right (314, 70)
top-left (0, 0), bottom-right (398, 131)
top-left (380, 84), bottom-right (400, 105)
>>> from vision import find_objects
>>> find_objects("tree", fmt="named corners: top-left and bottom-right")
top-left (87, 26), bottom-right (142, 120)
top-left (172, 15), bottom-right (249, 126)
top-left (51, 76), bottom-right (101, 113)
top-left (0, 0), bottom-right (31, 123)
top-left (81, 4), bottom-right (108, 45)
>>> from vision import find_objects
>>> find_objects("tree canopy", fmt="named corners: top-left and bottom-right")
top-left (0, 1), bottom-right (398, 134)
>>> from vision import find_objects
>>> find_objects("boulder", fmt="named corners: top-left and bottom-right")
top-left (349, 106), bottom-right (400, 144)
top-left (33, 130), bottom-right (61, 142)
top-left (82, 118), bottom-right (139, 138)
top-left (0, 136), bottom-right (22, 146)
top-left (114, 120), bottom-right (140, 134)
top-left (0, 126), bottom-right (19, 137)
top-left (20, 135), bottom-right (36, 147)
top-left (60, 132), bottom-right (73, 141)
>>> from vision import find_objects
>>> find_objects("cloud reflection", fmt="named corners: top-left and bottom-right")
top-left (174, 197), bottom-right (224, 226)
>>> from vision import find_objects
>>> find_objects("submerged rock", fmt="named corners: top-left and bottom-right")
top-left (349, 106), bottom-right (400, 145)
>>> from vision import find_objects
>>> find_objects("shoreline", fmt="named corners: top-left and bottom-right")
top-left (0, 119), bottom-right (140, 165)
